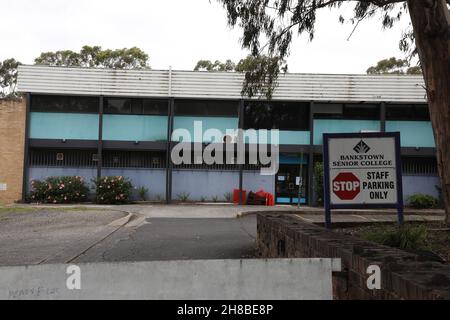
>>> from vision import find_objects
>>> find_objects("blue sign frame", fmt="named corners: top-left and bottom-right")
top-left (323, 132), bottom-right (404, 229)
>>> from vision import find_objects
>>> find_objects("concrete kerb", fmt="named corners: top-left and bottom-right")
top-left (237, 208), bottom-right (445, 219)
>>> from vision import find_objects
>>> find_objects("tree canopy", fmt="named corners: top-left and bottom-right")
top-left (194, 59), bottom-right (236, 71)
top-left (215, 0), bottom-right (450, 223)
top-left (0, 58), bottom-right (22, 98)
top-left (217, 0), bottom-right (418, 97)
top-left (34, 45), bottom-right (150, 69)
top-left (194, 55), bottom-right (287, 97)
top-left (366, 57), bottom-right (422, 75)
top-left (1, 46), bottom-right (151, 98)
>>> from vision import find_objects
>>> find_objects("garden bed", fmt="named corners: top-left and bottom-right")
top-left (334, 222), bottom-right (450, 265)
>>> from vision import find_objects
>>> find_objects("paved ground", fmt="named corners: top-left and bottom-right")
top-left (0, 204), bottom-right (445, 266)
top-left (0, 208), bottom-right (127, 266)
top-left (74, 216), bottom-right (257, 263)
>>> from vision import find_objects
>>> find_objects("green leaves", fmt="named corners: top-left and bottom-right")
top-left (0, 58), bottom-right (22, 98)
top-left (217, 1), bottom-right (412, 99)
top-left (34, 46), bottom-right (150, 69)
top-left (194, 59), bottom-right (236, 71)
top-left (366, 57), bottom-right (422, 75)
top-left (193, 55), bottom-right (287, 99)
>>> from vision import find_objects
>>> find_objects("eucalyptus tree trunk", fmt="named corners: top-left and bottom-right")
top-left (407, 0), bottom-right (450, 222)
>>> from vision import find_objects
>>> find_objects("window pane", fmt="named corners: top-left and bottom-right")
top-left (143, 99), bottom-right (168, 115)
top-left (105, 98), bottom-right (131, 114)
top-left (314, 103), bottom-right (379, 120)
top-left (175, 100), bottom-right (238, 117)
top-left (131, 99), bottom-right (143, 114)
top-left (244, 101), bottom-right (310, 130)
top-left (31, 95), bottom-right (99, 113)
top-left (386, 104), bottom-right (430, 121)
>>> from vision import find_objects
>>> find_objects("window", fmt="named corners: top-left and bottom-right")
top-left (29, 149), bottom-right (97, 167)
top-left (402, 157), bottom-right (437, 175)
top-left (31, 95), bottom-right (99, 113)
top-left (175, 100), bottom-right (238, 117)
top-left (314, 103), bottom-right (379, 120)
top-left (105, 98), bottom-right (131, 114)
top-left (104, 98), bottom-right (168, 115)
top-left (29, 148), bottom-right (166, 169)
top-left (102, 151), bottom-right (166, 168)
top-left (244, 101), bottom-right (310, 131)
top-left (386, 104), bottom-right (430, 121)
top-left (143, 99), bottom-right (168, 115)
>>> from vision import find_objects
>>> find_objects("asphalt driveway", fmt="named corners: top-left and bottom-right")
top-left (74, 216), bottom-right (257, 263)
top-left (0, 208), bottom-right (127, 266)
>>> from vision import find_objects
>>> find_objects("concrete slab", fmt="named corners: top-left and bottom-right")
top-left (1, 258), bottom-right (341, 300)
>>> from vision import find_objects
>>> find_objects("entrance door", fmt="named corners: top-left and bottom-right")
top-left (275, 164), bottom-right (308, 204)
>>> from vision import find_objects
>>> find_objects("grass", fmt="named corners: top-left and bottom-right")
top-left (359, 224), bottom-right (429, 250)
top-left (337, 222), bottom-right (450, 264)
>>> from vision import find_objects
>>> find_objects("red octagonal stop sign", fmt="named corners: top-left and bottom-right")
top-left (332, 172), bottom-right (360, 200)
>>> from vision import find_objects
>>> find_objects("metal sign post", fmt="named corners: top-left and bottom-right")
top-left (298, 152), bottom-right (304, 207)
top-left (323, 132), bottom-right (404, 229)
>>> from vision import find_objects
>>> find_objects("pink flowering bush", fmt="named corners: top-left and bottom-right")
top-left (30, 176), bottom-right (89, 203)
top-left (93, 176), bottom-right (133, 204)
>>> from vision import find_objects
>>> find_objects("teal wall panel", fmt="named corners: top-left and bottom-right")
top-left (172, 117), bottom-right (238, 142)
top-left (386, 121), bottom-right (435, 148)
top-left (243, 130), bottom-right (310, 145)
top-left (103, 115), bottom-right (168, 141)
top-left (30, 112), bottom-right (99, 140)
top-left (313, 119), bottom-right (380, 145)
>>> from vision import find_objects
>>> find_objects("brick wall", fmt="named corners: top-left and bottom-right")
top-left (257, 213), bottom-right (450, 300)
top-left (0, 98), bottom-right (26, 204)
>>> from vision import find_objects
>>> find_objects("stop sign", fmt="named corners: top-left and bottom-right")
top-left (332, 172), bottom-right (360, 200)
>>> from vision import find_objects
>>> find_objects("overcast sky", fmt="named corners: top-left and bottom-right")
top-left (2, 0), bottom-right (411, 74)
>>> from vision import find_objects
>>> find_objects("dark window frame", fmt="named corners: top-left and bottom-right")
top-left (30, 95), bottom-right (99, 114)
top-left (313, 103), bottom-right (380, 121)
top-left (104, 98), bottom-right (169, 116)
top-left (174, 99), bottom-right (239, 118)
top-left (243, 100), bottom-right (310, 131)
top-left (386, 104), bottom-right (430, 121)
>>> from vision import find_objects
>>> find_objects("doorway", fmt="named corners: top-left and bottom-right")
top-left (275, 154), bottom-right (308, 205)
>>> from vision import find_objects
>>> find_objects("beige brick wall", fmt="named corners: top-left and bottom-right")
top-left (0, 98), bottom-right (26, 204)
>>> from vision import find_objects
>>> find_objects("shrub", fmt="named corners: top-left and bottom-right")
top-left (30, 176), bottom-right (89, 204)
top-left (408, 193), bottom-right (438, 209)
top-left (177, 192), bottom-right (190, 202)
top-left (93, 176), bottom-right (133, 204)
top-left (212, 195), bottom-right (219, 202)
top-left (137, 186), bottom-right (149, 201)
top-left (361, 224), bottom-right (429, 251)
top-left (200, 196), bottom-right (207, 202)
top-left (313, 162), bottom-right (324, 206)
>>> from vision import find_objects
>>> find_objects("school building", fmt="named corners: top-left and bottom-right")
top-left (0, 65), bottom-right (439, 205)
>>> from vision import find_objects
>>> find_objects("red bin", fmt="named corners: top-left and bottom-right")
top-left (233, 189), bottom-right (247, 204)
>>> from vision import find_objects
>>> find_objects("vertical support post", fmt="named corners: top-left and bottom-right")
top-left (308, 101), bottom-right (314, 206)
top-left (166, 98), bottom-right (174, 204)
top-left (380, 102), bottom-right (386, 132)
top-left (97, 96), bottom-right (104, 179)
top-left (298, 151), bottom-right (304, 207)
top-left (394, 132), bottom-right (404, 225)
top-left (238, 99), bottom-right (244, 205)
top-left (323, 134), bottom-right (332, 229)
top-left (21, 93), bottom-right (31, 202)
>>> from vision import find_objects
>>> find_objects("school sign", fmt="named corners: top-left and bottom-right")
top-left (323, 132), bottom-right (404, 228)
